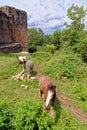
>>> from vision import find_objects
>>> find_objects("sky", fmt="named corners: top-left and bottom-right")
top-left (0, 0), bottom-right (87, 34)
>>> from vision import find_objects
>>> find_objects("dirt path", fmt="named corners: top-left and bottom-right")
top-left (34, 64), bottom-right (87, 124)
top-left (57, 93), bottom-right (87, 123)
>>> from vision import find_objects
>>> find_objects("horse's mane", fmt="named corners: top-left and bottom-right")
top-left (47, 83), bottom-right (56, 91)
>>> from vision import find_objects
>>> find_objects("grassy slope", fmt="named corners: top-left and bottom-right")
top-left (0, 51), bottom-right (87, 129)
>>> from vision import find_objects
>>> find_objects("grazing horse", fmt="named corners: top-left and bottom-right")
top-left (39, 76), bottom-right (56, 116)
top-left (17, 56), bottom-right (26, 69)
top-left (26, 60), bottom-right (34, 78)
top-left (17, 56), bottom-right (26, 64)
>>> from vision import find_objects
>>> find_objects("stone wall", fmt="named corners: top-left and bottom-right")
top-left (0, 6), bottom-right (28, 53)
top-left (0, 10), bottom-right (12, 43)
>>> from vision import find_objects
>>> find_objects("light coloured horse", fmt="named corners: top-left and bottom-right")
top-left (17, 56), bottom-right (26, 69)
top-left (17, 56), bottom-right (34, 79)
top-left (26, 60), bottom-right (34, 78)
top-left (17, 56), bottom-right (26, 64)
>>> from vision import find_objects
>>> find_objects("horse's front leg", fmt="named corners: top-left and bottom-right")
top-left (39, 89), bottom-right (44, 98)
top-left (43, 103), bottom-right (47, 112)
top-left (50, 104), bottom-right (55, 116)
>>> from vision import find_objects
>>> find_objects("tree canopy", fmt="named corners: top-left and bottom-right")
top-left (65, 4), bottom-right (87, 45)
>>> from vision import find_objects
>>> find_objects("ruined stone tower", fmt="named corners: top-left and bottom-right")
top-left (0, 6), bottom-right (28, 53)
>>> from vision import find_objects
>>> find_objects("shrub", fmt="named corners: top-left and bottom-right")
top-left (13, 100), bottom-right (55, 130)
top-left (0, 100), bottom-right (55, 130)
top-left (42, 51), bottom-right (87, 80)
top-left (13, 101), bottom-right (40, 130)
top-left (46, 44), bottom-right (56, 54)
top-left (82, 44), bottom-right (87, 63)
top-left (71, 37), bottom-right (87, 54)
top-left (0, 103), bottom-right (14, 130)
top-left (28, 45), bottom-right (37, 53)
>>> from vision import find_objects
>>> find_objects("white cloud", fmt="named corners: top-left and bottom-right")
top-left (0, 0), bottom-right (87, 34)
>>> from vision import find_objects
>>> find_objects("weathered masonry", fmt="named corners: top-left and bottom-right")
top-left (0, 6), bottom-right (28, 53)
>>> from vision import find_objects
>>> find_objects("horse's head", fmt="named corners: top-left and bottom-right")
top-left (17, 56), bottom-right (26, 64)
top-left (17, 56), bottom-right (26, 69)
top-left (45, 84), bottom-right (56, 109)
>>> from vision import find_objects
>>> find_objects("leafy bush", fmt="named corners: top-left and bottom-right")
top-left (71, 37), bottom-right (87, 54)
top-left (0, 103), bottom-right (14, 130)
top-left (46, 44), bottom-right (56, 54)
top-left (28, 45), bottom-right (37, 53)
top-left (52, 30), bottom-right (61, 49)
top-left (13, 100), bottom-right (55, 130)
top-left (0, 100), bottom-right (55, 130)
top-left (13, 101), bottom-right (40, 130)
top-left (82, 44), bottom-right (87, 63)
top-left (42, 51), bottom-right (87, 80)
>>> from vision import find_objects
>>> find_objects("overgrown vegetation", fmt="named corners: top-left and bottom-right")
top-left (0, 4), bottom-right (87, 130)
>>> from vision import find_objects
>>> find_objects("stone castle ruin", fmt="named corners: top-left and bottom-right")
top-left (0, 6), bottom-right (28, 53)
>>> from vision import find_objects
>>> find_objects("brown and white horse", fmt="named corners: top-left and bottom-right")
top-left (39, 76), bottom-right (56, 116)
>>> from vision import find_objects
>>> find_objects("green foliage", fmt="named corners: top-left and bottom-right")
top-left (72, 39), bottom-right (87, 53)
top-left (32, 52), bottom-right (51, 63)
top-left (0, 100), bottom-right (55, 130)
top-left (0, 53), bottom-right (20, 80)
top-left (46, 44), bottom-right (56, 54)
top-left (37, 112), bottom-right (55, 130)
top-left (59, 29), bottom-right (70, 45)
top-left (69, 29), bottom-right (80, 45)
top-left (65, 4), bottom-right (87, 31)
top-left (13, 101), bottom-right (41, 130)
top-left (55, 107), bottom-right (87, 130)
top-left (52, 30), bottom-right (61, 49)
top-left (82, 44), bottom-right (87, 63)
top-left (28, 45), bottom-right (37, 53)
top-left (65, 4), bottom-right (87, 45)
top-left (42, 50), bottom-right (87, 80)
top-left (0, 103), bottom-right (14, 130)
top-left (27, 28), bottom-right (44, 46)
top-left (43, 34), bottom-right (53, 45)
top-left (72, 84), bottom-right (87, 102)
top-left (62, 81), bottom-right (87, 114)
top-left (0, 100), bottom-right (86, 130)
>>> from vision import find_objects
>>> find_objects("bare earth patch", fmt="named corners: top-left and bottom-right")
top-left (57, 93), bottom-right (87, 123)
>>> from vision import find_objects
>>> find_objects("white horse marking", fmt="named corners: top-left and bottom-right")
top-left (18, 56), bottom-right (26, 62)
top-left (45, 90), bottom-right (54, 108)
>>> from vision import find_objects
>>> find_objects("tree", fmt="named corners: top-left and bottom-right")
top-left (65, 4), bottom-right (87, 45)
top-left (27, 28), bottom-right (44, 52)
top-left (43, 34), bottom-right (53, 45)
top-left (27, 28), bottom-right (44, 46)
top-left (52, 30), bottom-right (61, 49)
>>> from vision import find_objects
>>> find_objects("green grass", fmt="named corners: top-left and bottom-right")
top-left (0, 51), bottom-right (87, 129)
